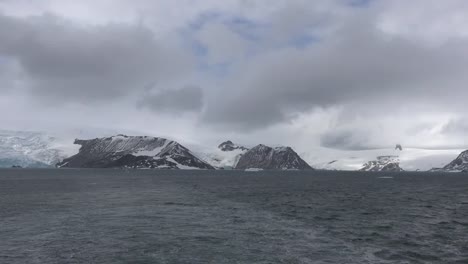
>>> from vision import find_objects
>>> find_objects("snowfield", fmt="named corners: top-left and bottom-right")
top-left (305, 147), bottom-right (463, 171)
top-left (193, 147), bottom-right (246, 169)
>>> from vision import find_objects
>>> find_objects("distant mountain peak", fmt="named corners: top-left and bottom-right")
top-left (218, 140), bottom-right (248, 152)
top-left (360, 155), bottom-right (403, 172)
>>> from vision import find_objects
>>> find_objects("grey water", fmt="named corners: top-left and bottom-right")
top-left (1, 169), bottom-right (467, 264)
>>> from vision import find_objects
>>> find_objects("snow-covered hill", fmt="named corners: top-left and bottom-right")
top-left (0, 130), bottom-right (78, 168)
top-left (305, 147), bottom-right (463, 171)
top-left (191, 140), bottom-right (248, 169)
top-left (192, 141), bottom-right (313, 170)
top-left (57, 135), bottom-right (214, 170)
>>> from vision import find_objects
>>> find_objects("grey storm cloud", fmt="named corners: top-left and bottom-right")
top-left (320, 128), bottom-right (375, 150)
top-left (138, 85), bottom-right (204, 114)
top-left (0, 57), bottom-right (19, 91)
top-left (202, 13), bottom-right (468, 130)
top-left (0, 12), bottom-right (194, 102)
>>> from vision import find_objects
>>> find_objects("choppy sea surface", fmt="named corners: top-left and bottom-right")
top-left (1, 169), bottom-right (468, 264)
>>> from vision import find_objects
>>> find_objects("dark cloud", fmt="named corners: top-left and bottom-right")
top-left (138, 85), bottom-right (204, 114)
top-left (202, 13), bottom-right (468, 130)
top-left (1, 0), bottom-right (468, 153)
top-left (0, 57), bottom-right (19, 91)
top-left (320, 129), bottom-right (376, 150)
top-left (0, 12), bottom-right (194, 102)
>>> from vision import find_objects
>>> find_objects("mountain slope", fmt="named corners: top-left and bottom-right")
top-left (235, 144), bottom-right (312, 170)
top-left (57, 135), bottom-right (214, 170)
top-left (440, 150), bottom-right (468, 172)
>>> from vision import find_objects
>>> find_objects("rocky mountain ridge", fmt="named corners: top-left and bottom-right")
top-left (437, 150), bottom-right (468, 172)
top-left (57, 135), bottom-right (214, 170)
top-left (360, 156), bottom-right (403, 172)
top-left (235, 144), bottom-right (313, 170)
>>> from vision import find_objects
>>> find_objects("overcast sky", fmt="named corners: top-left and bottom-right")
top-left (1, 0), bottom-right (468, 151)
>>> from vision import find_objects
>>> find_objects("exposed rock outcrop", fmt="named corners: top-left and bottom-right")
top-left (235, 144), bottom-right (313, 170)
top-left (439, 150), bottom-right (468, 172)
top-left (360, 156), bottom-right (403, 172)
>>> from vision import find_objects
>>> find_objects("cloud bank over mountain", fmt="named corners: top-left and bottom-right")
top-left (1, 0), bottom-right (468, 151)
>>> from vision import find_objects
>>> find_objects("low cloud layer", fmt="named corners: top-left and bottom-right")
top-left (203, 10), bottom-right (468, 130)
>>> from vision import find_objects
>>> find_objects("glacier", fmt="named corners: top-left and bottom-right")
top-left (0, 130), bottom-right (79, 168)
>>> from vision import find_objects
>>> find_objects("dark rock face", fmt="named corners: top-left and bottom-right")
top-left (218, 140), bottom-right (248, 152)
top-left (360, 156), bottom-right (403, 172)
top-left (235, 144), bottom-right (313, 170)
top-left (441, 150), bottom-right (468, 172)
top-left (57, 135), bottom-right (214, 170)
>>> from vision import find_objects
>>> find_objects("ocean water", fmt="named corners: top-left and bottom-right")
top-left (1, 169), bottom-right (467, 264)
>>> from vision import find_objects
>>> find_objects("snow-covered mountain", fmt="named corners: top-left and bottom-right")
top-left (1, 130), bottom-right (465, 172)
top-left (360, 156), bottom-right (403, 172)
top-left (437, 150), bottom-right (468, 172)
top-left (0, 130), bottom-right (78, 168)
top-left (235, 144), bottom-right (313, 170)
top-left (192, 140), bottom-right (248, 169)
top-left (57, 135), bottom-right (214, 170)
top-left (307, 147), bottom-right (462, 171)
